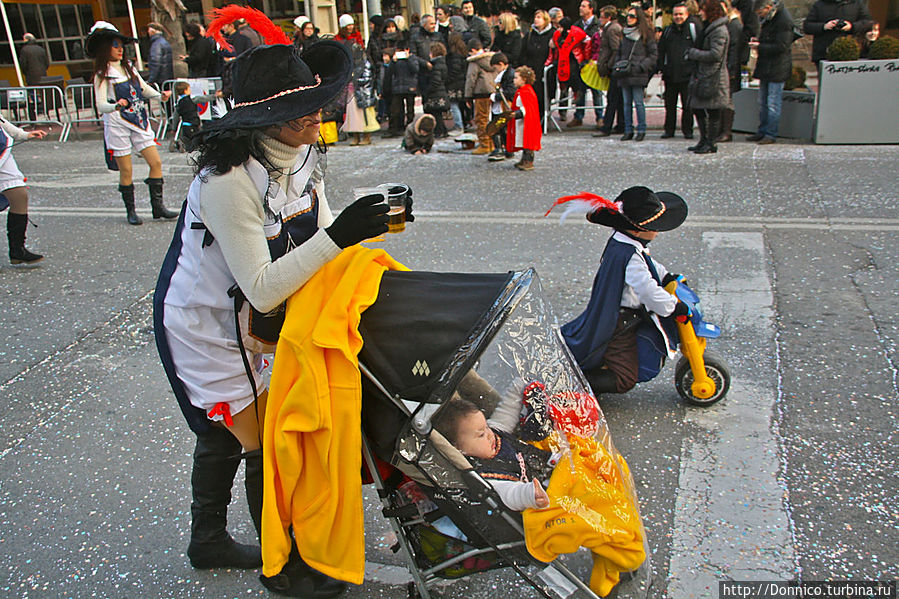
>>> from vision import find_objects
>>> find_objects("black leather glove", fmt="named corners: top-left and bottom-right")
top-left (325, 194), bottom-right (389, 248)
top-left (672, 301), bottom-right (691, 324)
top-left (662, 272), bottom-right (685, 286)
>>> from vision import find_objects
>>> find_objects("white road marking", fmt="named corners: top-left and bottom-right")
top-left (14, 208), bottom-right (899, 231)
top-left (667, 231), bottom-right (794, 596)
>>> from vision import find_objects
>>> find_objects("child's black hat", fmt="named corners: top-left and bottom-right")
top-left (587, 186), bottom-right (687, 231)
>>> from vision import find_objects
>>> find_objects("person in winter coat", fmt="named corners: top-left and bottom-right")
top-left (717, 1), bottom-right (744, 142)
top-left (292, 17), bottom-right (319, 54)
top-left (445, 33), bottom-right (469, 132)
top-left (803, 0), bottom-right (873, 67)
top-left (146, 22), bottom-right (174, 86)
top-left (379, 19), bottom-right (403, 52)
top-left (615, 7), bottom-right (658, 141)
top-left (684, 0), bottom-right (730, 153)
top-left (411, 14), bottom-right (444, 58)
top-left (573, 0), bottom-right (603, 127)
top-left (747, 0), bottom-right (792, 145)
top-left (182, 23), bottom-right (214, 77)
top-left (505, 66), bottom-right (541, 170)
top-left (594, 5), bottom-right (626, 136)
top-left (20, 33), bottom-right (49, 86)
top-left (522, 10), bottom-right (554, 121)
top-left (424, 42), bottom-right (450, 137)
top-left (465, 40), bottom-right (497, 154)
top-left (336, 14), bottom-right (364, 47)
top-left (460, 0), bottom-right (492, 46)
top-left (344, 41), bottom-right (380, 145)
top-left (656, 3), bottom-right (700, 139)
top-left (403, 113), bottom-right (437, 153)
top-left (492, 12), bottom-right (524, 66)
top-left (384, 41), bottom-right (424, 137)
top-left (548, 18), bottom-right (588, 127)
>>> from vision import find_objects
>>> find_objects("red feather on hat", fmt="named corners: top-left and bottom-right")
top-left (544, 192), bottom-right (622, 222)
top-left (206, 5), bottom-right (290, 53)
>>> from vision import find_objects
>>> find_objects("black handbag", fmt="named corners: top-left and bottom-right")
top-left (612, 39), bottom-right (638, 79)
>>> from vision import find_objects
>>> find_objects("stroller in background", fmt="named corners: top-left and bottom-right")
top-left (358, 269), bottom-right (652, 599)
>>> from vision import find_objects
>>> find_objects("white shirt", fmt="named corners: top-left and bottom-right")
top-left (614, 231), bottom-right (676, 316)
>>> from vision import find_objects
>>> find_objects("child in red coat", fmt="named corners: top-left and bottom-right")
top-left (506, 66), bottom-right (542, 171)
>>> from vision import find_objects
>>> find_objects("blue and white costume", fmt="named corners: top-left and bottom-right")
top-left (153, 143), bottom-right (341, 433)
top-left (94, 61), bottom-right (161, 156)
top-left (0, 117), bottom-right (31, 192)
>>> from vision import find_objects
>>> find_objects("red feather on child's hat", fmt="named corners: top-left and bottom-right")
top-left (206, 5), bottom-right (290, 52)
top-left (544, 192), bottom-right (623, 222)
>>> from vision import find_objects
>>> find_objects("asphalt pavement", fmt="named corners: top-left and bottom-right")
top-left (1, 130), bottom-right (896, 599)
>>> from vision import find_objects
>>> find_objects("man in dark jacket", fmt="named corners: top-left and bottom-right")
top-left (572, 0), bottom-right (603, 127)
top-left (412, 14), bottom-right (444, 58)
top-left (804, 0), bottom-right (873, 67)
top-left (20, 33), bottom-right (49, 86)
top-left (147, 23), bottom-right (174, 86)
top-left (747, 0), bottom-right (792, 144)
top-left (461, 0), bottom-right (492, 46)
top-left (221, 22), bottom-right (252, 60)
top-left (657, 4), bottom-right (699, 139)
top-left (593, 6), bottom-right (625, 136)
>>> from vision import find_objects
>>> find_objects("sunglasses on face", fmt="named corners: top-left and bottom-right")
top-left (627, 13), bottom-right (637, 18)
top-left (111, 39), bottom-right (123, 48)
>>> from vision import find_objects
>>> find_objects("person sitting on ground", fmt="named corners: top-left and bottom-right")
top-left (505, 66), bottom-right (541, 171)
top-left (560, 186), bottom-right (690, 394)
top-left (403, 113), bottom-right (437, 154)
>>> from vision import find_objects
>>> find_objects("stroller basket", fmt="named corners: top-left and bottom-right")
top-left (360, 269), bottom-right (652, 599)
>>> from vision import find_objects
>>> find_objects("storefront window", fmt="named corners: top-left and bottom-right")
top-left (1, 3), bottom-right (97, 67)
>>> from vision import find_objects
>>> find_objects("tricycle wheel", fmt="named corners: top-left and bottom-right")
top-left (674, 351), bottom-right (730, 406)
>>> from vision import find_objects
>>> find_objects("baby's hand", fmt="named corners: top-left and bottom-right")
top-left (533, 479), bottom-right (550, 509)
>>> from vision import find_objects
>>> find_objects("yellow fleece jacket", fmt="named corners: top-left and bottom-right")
top-left (522, 435), bottom-right (646, 597)
top-left (261, 245), bottom-right (407, 582)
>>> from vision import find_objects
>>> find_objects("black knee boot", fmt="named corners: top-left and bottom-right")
top-left (690, 111), bottom-right (708, 152)
top-left (718, 108), bottom-right (734, 141)
top-left (6, 212), bottom-right (43, 266)
top-left (145, 177), bottom-right (177, 219)
top-left (119, 184), bottom-right (142, 226)
top-left (244, 448), bottom-right (263, 541)
top-left (187, 427), bottom-right (262, 569)
top-left (696, 110), bottom-right (719, 154)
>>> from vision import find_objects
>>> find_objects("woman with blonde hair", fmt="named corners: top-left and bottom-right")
top-left (492, 12), bottom-right (523, 65)
top-left (523, 9), bottom-right (554, 119)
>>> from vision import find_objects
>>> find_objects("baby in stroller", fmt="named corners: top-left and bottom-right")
top-left (433, 397), bottom-right (551, 511)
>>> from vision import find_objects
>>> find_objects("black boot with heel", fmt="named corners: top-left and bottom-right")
top-left (145, 177), bottom-right (177, 220)
top-left (187, 427), bottom-right (262, 570)
top-left (119, 184), bottom-right (142, 225)
top-left (7, 212), bottom-right (43, 266)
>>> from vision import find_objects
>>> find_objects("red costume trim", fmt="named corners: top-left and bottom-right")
top-left (208, 402), bottom-right (234, 427)
top-left (553, 26), bottom-right (588, 83)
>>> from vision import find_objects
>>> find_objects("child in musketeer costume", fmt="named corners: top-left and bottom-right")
top-left (86, 22), bottom-right (178, 226)
top-left (1, 116), bottom-right (47, 266)
top-left (550, 186), bottom-right (691, 394)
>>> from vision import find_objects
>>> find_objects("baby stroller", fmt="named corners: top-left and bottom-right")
top-left (359, 269), bottom-right (652, 599)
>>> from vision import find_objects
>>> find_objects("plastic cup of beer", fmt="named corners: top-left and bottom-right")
top-left (381, 183), bottom-right (409, 234)
top-left (355, 186), bottom-right (388, 243)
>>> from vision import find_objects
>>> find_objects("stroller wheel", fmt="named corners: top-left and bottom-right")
top-left (674, 351), bottom-right (731, 406)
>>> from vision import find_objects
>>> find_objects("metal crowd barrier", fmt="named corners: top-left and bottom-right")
top-left (157, 77), bottom-right (222, 140)
top-left (543, 64), bottom-right (605, 134)
top-left (542, 65), bottom-right (670, 134)
top-left (61, 83), bottom-right (99, 142)
top-left (0, 85), bottom-right (70, 140)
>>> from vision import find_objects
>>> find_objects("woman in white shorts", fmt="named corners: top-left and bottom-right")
top-left (153, 10), bottom-right (403, 595)
top-left (1, 116), bottom-right (46, 265)
top-left (86, 22), bottom-right (177, 225)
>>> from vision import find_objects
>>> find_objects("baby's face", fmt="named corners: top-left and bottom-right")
top-left (455, 410), bottom-right (498, 459)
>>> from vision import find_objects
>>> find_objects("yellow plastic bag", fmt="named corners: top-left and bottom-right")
top-left (320, 120), bottom-right (338, 145)
top-left (580, 61), bottom-right (610, 92)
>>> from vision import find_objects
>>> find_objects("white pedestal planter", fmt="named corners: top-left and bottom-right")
top-left (732, 87), bottom-right (816, 140)
top-left (814, 59), bottom-right (899, 144)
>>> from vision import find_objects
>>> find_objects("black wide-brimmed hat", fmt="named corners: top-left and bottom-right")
top-left (588, 186), bottom-right (688, 231)
top-left (204, 41), bottom-right (352, 131)
top-left (85, 21), bottom-right (137, 58)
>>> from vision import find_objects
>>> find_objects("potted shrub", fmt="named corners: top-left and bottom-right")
top-left (868, 35), bottom-right (899, 59)
top-left (826, 35), bottom-right (861, 61)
